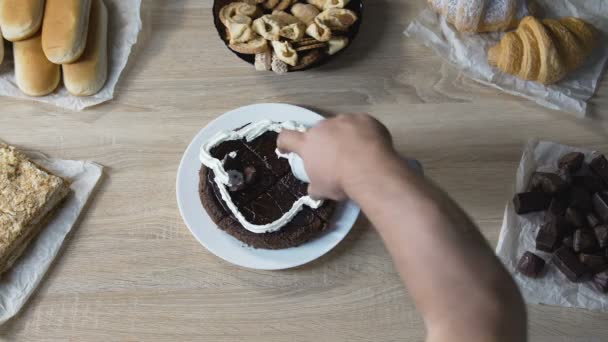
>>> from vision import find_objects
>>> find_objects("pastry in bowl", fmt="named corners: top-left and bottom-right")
top-left (213, 0), bottom-right (362, 73)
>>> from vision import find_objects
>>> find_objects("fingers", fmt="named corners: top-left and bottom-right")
top-left (277, 130), bottom-right (305, 154)
top-left (307, 183), bottom-right (323, 200)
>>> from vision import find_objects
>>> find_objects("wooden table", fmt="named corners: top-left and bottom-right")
top-left (1, 0), bottom-right (607, 340)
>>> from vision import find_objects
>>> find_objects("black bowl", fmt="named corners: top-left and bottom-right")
top-left (213, 0), bottom-right (363, 72)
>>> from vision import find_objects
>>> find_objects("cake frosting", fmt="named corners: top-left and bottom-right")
top-left (199, 120), bottom-right (323, 234)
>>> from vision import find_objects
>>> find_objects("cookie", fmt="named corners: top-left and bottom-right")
top-left (295, 42), bottom-right (327, 52)
top-left (289, 49), bottom-right (325, 71)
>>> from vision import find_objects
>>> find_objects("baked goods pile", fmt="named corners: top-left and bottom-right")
top-left (218, 0), bottom-right (359, 73)
top-left (199, 121), bottom-right (336, 249)
top-left (0, 0), bottom-right (108, 96)
top-left (426, 0), bottom-right (600, 85)
top-left (488, 16), bottom-right (598, 85)
top-left (512, 151), bottom-right (608, 292)
top-left (0, 144), bottom-right (70, 275)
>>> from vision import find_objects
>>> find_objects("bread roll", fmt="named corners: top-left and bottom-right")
top-left (42, 0), bottom-right (92, 64)
top-left (0, 0), bottom-right (45, 42)
top-left (63, 0), bottom-right (107, 96)
top-left (13, 32), bottom-right (60, 96)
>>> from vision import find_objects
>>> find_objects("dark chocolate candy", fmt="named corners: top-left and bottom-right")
top-left (545, 197), bottom-right (569, 220)
top-left (586, 213), bottom-right (601, 228)
top-left (592, 270), bottom-right (608, 293)
top-left (590, 155), bottom-right (608, 186)
top-left (536, 221), bottom-right (566, 252)
top-left (529, 172), bottom-right (568, 195)
top-left (594, 225), bottom-right (608, 249)
top-left (565, 207), bottom-right (586, 228)
top-left (592, 192), bottom-right (608, 223)
top-left (553, 246), bottom-right (588, 282)
top-left (558, 152), bottom-right (585, 174)
top-left (579, 253), bottom-right (608, 274)
top-left (569, 187), bottom-right (593, 212)
top-left (573, 229), bottom-right (599, 253)
top-left (562, 235), bottom-right (574, 249)
top-left (513, 192), bottom-right (551, 214)
top-left (572, 175), bottom-right (605, 194)
top-left (517, 251), bottom-right (545, 278)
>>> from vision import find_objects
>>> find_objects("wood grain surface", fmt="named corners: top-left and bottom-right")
top-left (1, 0), bottom-right (608, 341)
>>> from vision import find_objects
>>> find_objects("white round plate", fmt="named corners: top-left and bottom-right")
top-left (176, 103), bottom-right (360, 270)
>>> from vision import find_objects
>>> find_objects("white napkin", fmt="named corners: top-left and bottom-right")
top-left (0, 0), bottom-right (142, 110)
top-left (404, 0), bottom-right (608, 116)
top-left (0, 154), bottom-right (103, 324)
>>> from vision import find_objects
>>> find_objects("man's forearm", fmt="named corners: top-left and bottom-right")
top-left (346, 153), bottom-right (527, 341)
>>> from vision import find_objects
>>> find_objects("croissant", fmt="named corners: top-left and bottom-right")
top-left (488, 16), bottom-right (598, 85)
top-left (428, 0), bottom-right (534, 32)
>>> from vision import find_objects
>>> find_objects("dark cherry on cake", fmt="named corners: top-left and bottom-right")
top-left (199, 127), bottom-right (336, 249)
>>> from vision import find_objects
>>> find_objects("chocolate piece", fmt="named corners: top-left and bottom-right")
top-left (517, 251), bottom-right (545, 278)
top-left (579, 253), bottom-right (608, 274)
top-left (565, 207), bottom-right (586, 228)
top-left (573, 229), bottom-right (598, 253)
top-left (553, 246), bottom-right (588, 282)
top-left (572, 175), bottom-right (605, 194)
top-left (594, 225), bottom-right (608, 249)
top-left (562, 235), bottom-right (574, 249)
top-left (558, 168), bottom-right (572, 185)
top-left (545, 197), bottom-right (569, 220)
top-left (536, 221), bottom-right (564, 252)
top-left (587, 213), bottom-right (601, 228)
top-left (590, 155), bottom-right (608, 185)
top-left (513, 192), bottom-right (551, 214)
top-left (569, 187), bottom-right (593, 212)
top-left (592, 269), bottom-right (608, 293)
top-left (529, 172), bottom-right (568, 195)
top-left (558, 152), bottom-right (585, 174)
top-left (592, 192), bottom-right (608, 223)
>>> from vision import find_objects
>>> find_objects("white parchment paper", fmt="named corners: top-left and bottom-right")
top-left (0, 0), bottom-right (142, 111)
top-left (404, 0), bottom-right (608, 116)
top-left (0, 154), bottom-right (103, 324)
top-left (496, 140), bottom-right (608, 312)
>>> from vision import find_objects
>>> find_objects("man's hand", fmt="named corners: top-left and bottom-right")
top-left (279, 113), bottom-right (527, 342)
top-left (278, 114), bottom-right (394, 200)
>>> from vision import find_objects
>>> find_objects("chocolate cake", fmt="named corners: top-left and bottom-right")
top-left (199, 127), bottom-right (336, 249)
